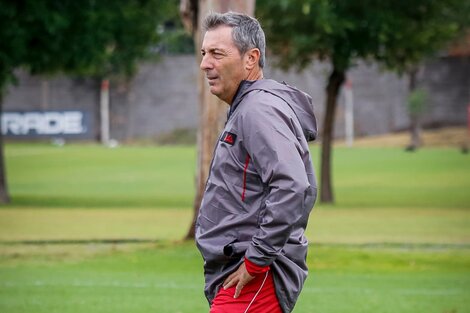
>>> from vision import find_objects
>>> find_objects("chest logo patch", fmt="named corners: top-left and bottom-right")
top-left (220, 131), bottom-right (237, 146)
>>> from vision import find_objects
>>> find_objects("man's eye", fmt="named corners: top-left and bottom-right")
top-left (213, 53), bottom-right (223, 59)
top-left (201, 51), bottom-right (206, 56)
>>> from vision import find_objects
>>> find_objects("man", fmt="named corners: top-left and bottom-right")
top-left (196, 12), bottom-right (317, 313)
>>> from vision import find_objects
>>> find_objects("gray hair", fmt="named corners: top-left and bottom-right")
top-left (203, 12), bottom-right (266, 68)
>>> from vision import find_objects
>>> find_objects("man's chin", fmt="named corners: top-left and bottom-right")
top-left (209, 86), bottom-right (221, 96)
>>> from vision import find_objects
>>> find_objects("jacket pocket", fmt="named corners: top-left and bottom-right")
top-left (223, 241), bottom-right (250, 258)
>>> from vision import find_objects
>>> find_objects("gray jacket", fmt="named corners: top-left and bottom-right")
top-left (195, 79), bottom-right (317, 313)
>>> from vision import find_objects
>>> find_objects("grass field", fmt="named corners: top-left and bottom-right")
top-left (1, 242), bottom-right (468, 313)
top-left (1, 142), bottom-right (469, 313)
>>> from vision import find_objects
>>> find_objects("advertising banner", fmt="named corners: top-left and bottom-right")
top-left (2, 110), bottom-right (94, 139)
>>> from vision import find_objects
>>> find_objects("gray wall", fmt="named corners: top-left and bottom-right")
top-left (267, 56), bottom-right (470, 138)
top-left (421, 57), bottom-right (470, 128)
top-left (109, 56), bottom-right (199, 141)
top-left (3, 55), bottom-right (469, 142)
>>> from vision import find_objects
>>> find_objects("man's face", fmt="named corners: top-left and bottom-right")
top-left (200, 26), bottom-right (246, 104)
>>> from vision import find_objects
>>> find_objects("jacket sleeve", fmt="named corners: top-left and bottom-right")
top-left (241, 92), bottom-right (312, 267)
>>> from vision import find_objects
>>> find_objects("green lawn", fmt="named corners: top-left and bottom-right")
top-left (5, 143), bottom-right (470, 209)
top-left (0, 243), bottom-right (468, 313)
top-left (1, 143), bottom-right (469, 313)
top-left (0, 207), bottom-right (468, 244)
top-left (6, 143), bottom-right (197, 208)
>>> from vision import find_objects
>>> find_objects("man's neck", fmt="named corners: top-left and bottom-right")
top-left (245, 68), bottom-right (263, 81)
top-left (227, 69), bottom-right (263, 105)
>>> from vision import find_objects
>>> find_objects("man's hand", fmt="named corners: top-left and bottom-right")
top-left (222, 262), bottom-right (255, 298)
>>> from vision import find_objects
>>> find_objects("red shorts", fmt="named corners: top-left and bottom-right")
top-left (210, 271), bottom-right (283, 313)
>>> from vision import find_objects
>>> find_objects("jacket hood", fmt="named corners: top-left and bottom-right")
top-left (232, 79), bottom-right (317, 141)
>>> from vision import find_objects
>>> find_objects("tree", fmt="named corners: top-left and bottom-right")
top-left (256, 0), bottom-right (470, 203)
top-left (180, 0), bottom-right (255, 239)
top-left (0, 0), bottom-right (179, 203)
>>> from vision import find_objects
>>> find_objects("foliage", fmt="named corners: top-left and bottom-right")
top-left (256, 0), bottom-right (470, 72)
top-left (0, 0), bottom-right (187, 92)
top-left (0, 0), bottom-right (193, 203)
top-left (158, 26), bottom-right (195, 55)
top-left (407, 88), bottom-right (428, 115)
top-left (256, 0), bottom-right (470, 203)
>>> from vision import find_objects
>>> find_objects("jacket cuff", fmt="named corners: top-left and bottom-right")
top-left (244, 257), bottom-right (270, 276)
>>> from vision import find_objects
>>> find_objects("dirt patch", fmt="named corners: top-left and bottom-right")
top-left (335, 126), bottom-right (469, 148)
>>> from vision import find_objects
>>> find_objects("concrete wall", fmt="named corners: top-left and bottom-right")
top-left (109, 56), bottom-right (199, 141)
top-left (267, 56), bottom-right (470, 138)
top-left (3, 55), bottom-right (469, 142)
top-left (421, 57), bottom-right (470, 127)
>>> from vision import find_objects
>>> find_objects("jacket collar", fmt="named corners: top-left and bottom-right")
top-left (228, 80), bottom-right (258, 118)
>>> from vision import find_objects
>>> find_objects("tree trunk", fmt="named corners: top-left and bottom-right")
top-left (180, 0), bottom-right (255, 239)
top-left (320, 67), bottom-right (345, 204)
top-left (0, 95), bottom-right (10, 204)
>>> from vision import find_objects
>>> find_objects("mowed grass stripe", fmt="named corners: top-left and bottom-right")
top-left (0, 209), bottom-right (192, 241)
top-left (5, 143), bottom-right (470, 209)
top-left (0, 207), bottom-right (468, 244)
top-left (6, 144), bottom-right (196, 208)
top-left (0, 242), bottom-right (469, 313)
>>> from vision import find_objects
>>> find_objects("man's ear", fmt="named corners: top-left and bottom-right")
top-left (245, 48), bottom-right (261, 70)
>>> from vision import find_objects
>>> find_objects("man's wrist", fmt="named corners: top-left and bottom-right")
top-left (244, 257), bottom-right (270, 276)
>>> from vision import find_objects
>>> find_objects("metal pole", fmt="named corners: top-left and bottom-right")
top-left (100, 79), bottom-right (110, 145)
top-left (344, 78), bottom-right (354, 147)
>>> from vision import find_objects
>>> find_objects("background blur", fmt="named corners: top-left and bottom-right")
top-left (0, 0), bottom-right (469, 312)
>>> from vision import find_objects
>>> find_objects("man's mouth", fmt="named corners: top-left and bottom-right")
top-left (206, 75), bottom-right (218, 83)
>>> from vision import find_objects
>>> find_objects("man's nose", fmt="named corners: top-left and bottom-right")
top-left (200, 54), bottom-right (212, 71)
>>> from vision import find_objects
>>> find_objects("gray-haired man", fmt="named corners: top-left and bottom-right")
top-left (196, 11), bottom-right (317, 313)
